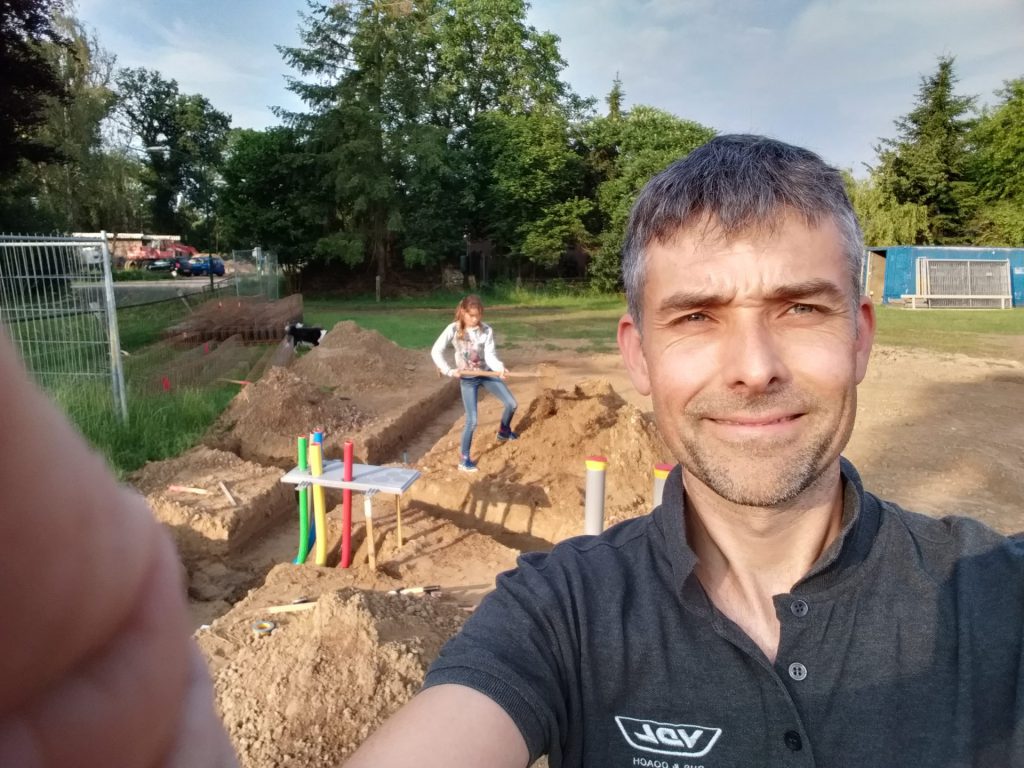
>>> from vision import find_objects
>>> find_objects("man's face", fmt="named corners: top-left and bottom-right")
top-left (618, 214), bottom-right (875, 507)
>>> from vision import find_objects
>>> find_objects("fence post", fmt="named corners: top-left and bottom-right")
top-left (99, 231), bottom-right (128, 423)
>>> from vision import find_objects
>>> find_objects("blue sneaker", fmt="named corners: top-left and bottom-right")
top-left (497, 429), bottom-right (519, 442)
top-left (458, 457), bottom-right (479, 472)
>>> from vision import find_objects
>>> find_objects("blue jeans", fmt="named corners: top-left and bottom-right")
top-left (460, 376), bottom-right (517, 458)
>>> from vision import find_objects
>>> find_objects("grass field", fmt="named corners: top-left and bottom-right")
top-left (307, 295), bottom-right (1024, 359)
top-left (873, 305), bottom-right (1024, 360)
top-left (304, 291), bottom-right (625, 352)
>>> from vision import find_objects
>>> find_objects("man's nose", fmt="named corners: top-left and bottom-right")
top-left (718, 317), bottom-right (789, 393)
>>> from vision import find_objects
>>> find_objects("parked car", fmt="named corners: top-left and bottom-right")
top-left (188, 256), bottom-right (226, 277)
top-left (145, 256), bottom-right (192, 276)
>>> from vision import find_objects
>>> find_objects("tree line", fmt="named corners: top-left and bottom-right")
top-left (2, 1), bottom-right (1022, 289)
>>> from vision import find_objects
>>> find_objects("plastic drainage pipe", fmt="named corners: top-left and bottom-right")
top-left (293, 435), bottom-right (310, 564)
top-left (304, 430), bottom-right (325, 554)
top-left (310, 442), bottom-right (328, 566)
top-left (652, 463), bottom-right (673, 508)
top-left (584, 456), bottom-right (608, 535)
top-left (339, 440), bottom-right (354, 568)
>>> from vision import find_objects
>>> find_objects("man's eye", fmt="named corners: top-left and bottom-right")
top-left (789, 304), bottom-right (816, 315)
top-left (682, 312), bottom-right (708, 322)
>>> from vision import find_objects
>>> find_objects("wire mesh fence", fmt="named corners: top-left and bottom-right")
top-left (0, 233), bottom-right (128, 423)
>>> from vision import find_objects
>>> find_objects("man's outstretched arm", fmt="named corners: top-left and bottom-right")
top-left (0, 331), bottom-right (237, 767)
top-left (344, 684), bottom-right (530, 767)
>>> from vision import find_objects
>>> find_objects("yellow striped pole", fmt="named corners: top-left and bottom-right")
top-left (653, 462), bottom-right (673, 507)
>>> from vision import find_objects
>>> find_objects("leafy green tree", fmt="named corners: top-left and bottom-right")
top-left (115, 67), bottom-right (230, 241)
top-left (24, 9), bottom-right (148, 232)
top-left (0, 0), bottom-right (67, 180)
top-left (218, 127), bottom-right (322, 262)
top-left (585, 104), bottom-right (715, 289)
top-left (435, 0), bottom-right (586, 274)
top-left (968, 79), bottom-right (1024, 246)
top-left (280, 1), bottom-right (448, 277)
top-left (279, 0), bottom-right (582, 279)
top-left (843, 173), bottom-right (929, 246)
top-left (433, 0), bottom-right (573, 127)
top-left (470, 108), bottom-right (590, 271)
top-left (873, 56), bottom-right (976, 244)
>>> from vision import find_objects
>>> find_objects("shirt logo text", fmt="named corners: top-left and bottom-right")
top-left (615, 716), bottom-right (722, 757)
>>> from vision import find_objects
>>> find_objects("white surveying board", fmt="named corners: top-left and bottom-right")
top-left (281, 461), bottom-right (420, 495)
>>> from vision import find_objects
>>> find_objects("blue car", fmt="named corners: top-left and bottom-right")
top-left (188, 257), bottom-right (226, 277)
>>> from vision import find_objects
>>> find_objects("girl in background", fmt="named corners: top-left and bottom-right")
top-left (431, 295), bottom-right (518, 472)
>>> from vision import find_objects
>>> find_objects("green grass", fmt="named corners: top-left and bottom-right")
top-left (304, 293), bottom-right (626, 351)
top-left (53, 381), bottom-right (237, 477)
top-left (308, 294), bottom-right (1024, 360)
top-left (874, 305), bottom-right (1024, 335)
top-left (874, 305), bottom-right (1024, 359)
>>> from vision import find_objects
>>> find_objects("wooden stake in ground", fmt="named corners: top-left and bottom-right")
top-left (364, 491), bottom-right (377, 571)
top-left (218, 481), bottom-right (238, 506)
top-left (168, 484), bottom-right (210, 495)
top-left (395, 494), bottom-right (404, 548)
top-left (264, 601), bottom-right (317, 616)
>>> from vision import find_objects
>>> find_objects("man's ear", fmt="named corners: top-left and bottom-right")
top-left (854, 296), bottom-right (875, 384)
top-left (617, 314), bottom-right (651, 396)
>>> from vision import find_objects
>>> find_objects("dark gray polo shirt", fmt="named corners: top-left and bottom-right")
top-left (424, 460), bottom-right (1024, 767)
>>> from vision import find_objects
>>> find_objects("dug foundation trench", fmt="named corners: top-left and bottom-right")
top-left (132, 321), bottom-right (676, 768)
top-left (125, 330), bottom-right (1024, 768)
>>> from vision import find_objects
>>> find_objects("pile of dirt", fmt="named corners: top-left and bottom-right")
top-left (291, 321), bottom-right (428, 394)
top-left (410, 379), bottom-right (672, 543)
top-left (198, 566), bottom-right (468, 768)
top-left (131, 446), bottom-right (294, 559)
top-left (204, 367), bottom-right (374, 467)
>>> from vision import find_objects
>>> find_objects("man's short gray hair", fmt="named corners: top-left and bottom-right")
top-left (621, 134), bottom-right (864, 325)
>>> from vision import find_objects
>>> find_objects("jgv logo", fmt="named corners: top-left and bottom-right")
top-left (615, 716), bottom-right (722, 757)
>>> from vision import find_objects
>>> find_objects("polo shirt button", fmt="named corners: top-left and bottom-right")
top-left (784, 730), bottom-right (803, 751)
top-left (790, 599), bottom-right (809, 617)
top-left (788, 662), bottom-right (808, 681)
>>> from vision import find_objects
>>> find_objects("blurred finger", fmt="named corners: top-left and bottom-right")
top-left (165, 643), bottom-right (239, 768)
top-left (0, 331), bottom-right (159, 714)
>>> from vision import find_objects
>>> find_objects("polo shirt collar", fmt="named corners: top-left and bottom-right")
top-left (652, 457), bottom-right (882, 605)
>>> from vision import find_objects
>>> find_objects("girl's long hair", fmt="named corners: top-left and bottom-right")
top-left (454, 294), bottom-right (484, 340)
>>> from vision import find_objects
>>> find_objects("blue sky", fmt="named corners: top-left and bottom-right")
top-left (77, 0), bottom-right (1024, 174)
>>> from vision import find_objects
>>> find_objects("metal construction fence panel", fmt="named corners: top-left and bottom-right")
top-left (0, 233), bottom-right (128, 422)
top-left (231, 247), bottom-right (280, 300)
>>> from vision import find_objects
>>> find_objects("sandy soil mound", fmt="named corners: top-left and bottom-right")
top-left (291, 320), bottom-right (426, 393)
top-left (198, 567), bottom-right (468, 768)
top-left (410, 379), bottom-right (672, 543)
top-left (204, 321), bottom-right (459, 468)
top-left (204, 367), bottom-right (373, 467)
top-left (131, 446), bottom-right (294, 559)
